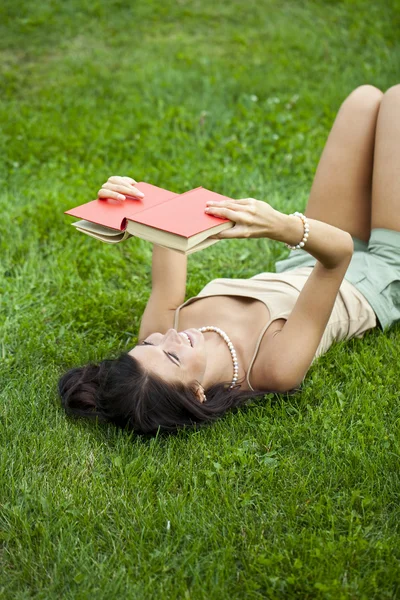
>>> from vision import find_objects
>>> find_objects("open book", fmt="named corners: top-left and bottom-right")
top-left (65, 182), bottom-right (234, 254)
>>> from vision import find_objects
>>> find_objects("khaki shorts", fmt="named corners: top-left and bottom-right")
top-left (276, 228), bottom-right (400, 331)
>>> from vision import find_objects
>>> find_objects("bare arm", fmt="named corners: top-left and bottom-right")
top-left (205, 197), bottom-right (354, 390)
top-left (149, 245), bottom-right (187, 304)
top-left (265, 258), bottom-right (352, 391)
top-left (96, 176), bottom-right (187, 339)
top-left (257, 211), bottom-right (353, 390)
top-left (262, 211), bottom-right (353, 390)
top-left (270, 211), bottom-right (353, 268)
top-left (139, 245), bottom-right (187, 340)
top-left (207, 197), bottom-right (352, 268)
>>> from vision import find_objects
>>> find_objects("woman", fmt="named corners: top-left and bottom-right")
top-left (59, 84), bottom-right (400, 435)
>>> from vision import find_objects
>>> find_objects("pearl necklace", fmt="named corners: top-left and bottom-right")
top-left (198, 326), bottom-right (239, 389)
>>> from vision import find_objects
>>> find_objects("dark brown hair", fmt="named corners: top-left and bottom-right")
top-left (58, 353), bottom-right (261, 436)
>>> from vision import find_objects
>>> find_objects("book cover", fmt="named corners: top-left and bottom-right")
top-left (65, 182), bottom-right (234, 253)
top-left (127, 187), bottom-right (231, 238)
top-left (65, 182), bottom-right (177, 231)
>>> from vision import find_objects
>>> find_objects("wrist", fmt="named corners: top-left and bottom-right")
top-left (285, 212), bottom-right (309, 249)
top-left (269, 212), bottom-right (304, 245)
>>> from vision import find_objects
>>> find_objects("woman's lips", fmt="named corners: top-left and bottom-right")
top-left (180, 331), bottom-right (193, 347)
top-left (185, 331), bottom-right (194, 347)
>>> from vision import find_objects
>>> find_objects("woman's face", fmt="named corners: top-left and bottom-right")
top-left (129, 329), bottom-right (207, 389)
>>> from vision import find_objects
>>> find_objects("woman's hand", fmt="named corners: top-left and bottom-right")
top-left (205, 197), bottom-right (284, 239)
top-left (205, 196), bottom-right (353, 271)
top-left (97, 176), bottom-right (145, 202)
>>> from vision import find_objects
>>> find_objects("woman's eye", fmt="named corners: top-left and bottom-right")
top-left (141, 341), bottom-right (179, 363)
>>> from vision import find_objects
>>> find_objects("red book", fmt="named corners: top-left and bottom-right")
top-left (65, 182), bottom-right (234, 254)
top-left (65, 182), bottom-right (177, 231)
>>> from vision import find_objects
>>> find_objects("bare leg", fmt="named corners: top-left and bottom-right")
top-left (305, 85), bottom-right (383, 242)
top-left (371, 84), bottom-right (400, 231)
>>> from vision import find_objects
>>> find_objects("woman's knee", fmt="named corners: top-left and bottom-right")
top-left (381, 83), bottom-right (400, 105)
top-left (342, 85), bottom-right (383, 114)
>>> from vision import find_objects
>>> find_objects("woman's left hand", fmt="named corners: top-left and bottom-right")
top-left (205, 197), bottom-right (283, 239)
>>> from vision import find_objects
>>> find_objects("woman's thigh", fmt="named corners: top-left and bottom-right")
top-left (372, 84), bottom-right (400, 231)
top-left (305, 85), bottom-right (383, 242)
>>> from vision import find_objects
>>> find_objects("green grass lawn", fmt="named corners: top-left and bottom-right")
top-left (1, 0), bottom-right (400, 597)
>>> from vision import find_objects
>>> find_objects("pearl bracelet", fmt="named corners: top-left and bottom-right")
top-left (285, 212), bottom-right (310, 250)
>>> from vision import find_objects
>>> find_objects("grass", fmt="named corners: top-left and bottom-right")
top-left (1, 0), bottom-right (400, 597)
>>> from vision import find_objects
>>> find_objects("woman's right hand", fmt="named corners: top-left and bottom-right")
top-left (97, 176), bottom-right (145, 202)
top-left (205, 197), bottom-right (284, 239)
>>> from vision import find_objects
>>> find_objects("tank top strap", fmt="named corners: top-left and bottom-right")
top-left (173, 297), bottom-right (197, 330)
top-left (245, 319), bottom-right (274, 391)
top-left (173, 305), bottom-right (181, 330)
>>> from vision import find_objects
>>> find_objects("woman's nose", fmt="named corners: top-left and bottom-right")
top-left (164, 329), bottom-right (181, 343)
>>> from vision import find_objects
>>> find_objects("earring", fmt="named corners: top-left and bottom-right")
top-left (197, 387), bottom-right (207, 403)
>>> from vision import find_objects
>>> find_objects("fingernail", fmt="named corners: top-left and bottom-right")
top-left (118, 194), bottom-right (126, 201)
top-left (138, 192), bottom-right (145, 198)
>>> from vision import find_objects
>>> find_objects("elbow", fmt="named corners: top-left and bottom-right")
top-left (323, 231), bottom-right (354, 271)
top-left (339, 232), bottom-right (354, 266)
top-left (337, 233), bottom-right (354, 273)
top-left (343, 232), bottom-right (354, 260)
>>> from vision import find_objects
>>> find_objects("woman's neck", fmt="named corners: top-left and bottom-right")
top-left (201, 332), bottom-right (243, 389)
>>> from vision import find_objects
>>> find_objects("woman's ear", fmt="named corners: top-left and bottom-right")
top-left (194, 385), bottom-right (207, 404)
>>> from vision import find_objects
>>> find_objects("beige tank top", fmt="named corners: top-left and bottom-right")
top-left (174, 267), bottom-right (376, 391)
